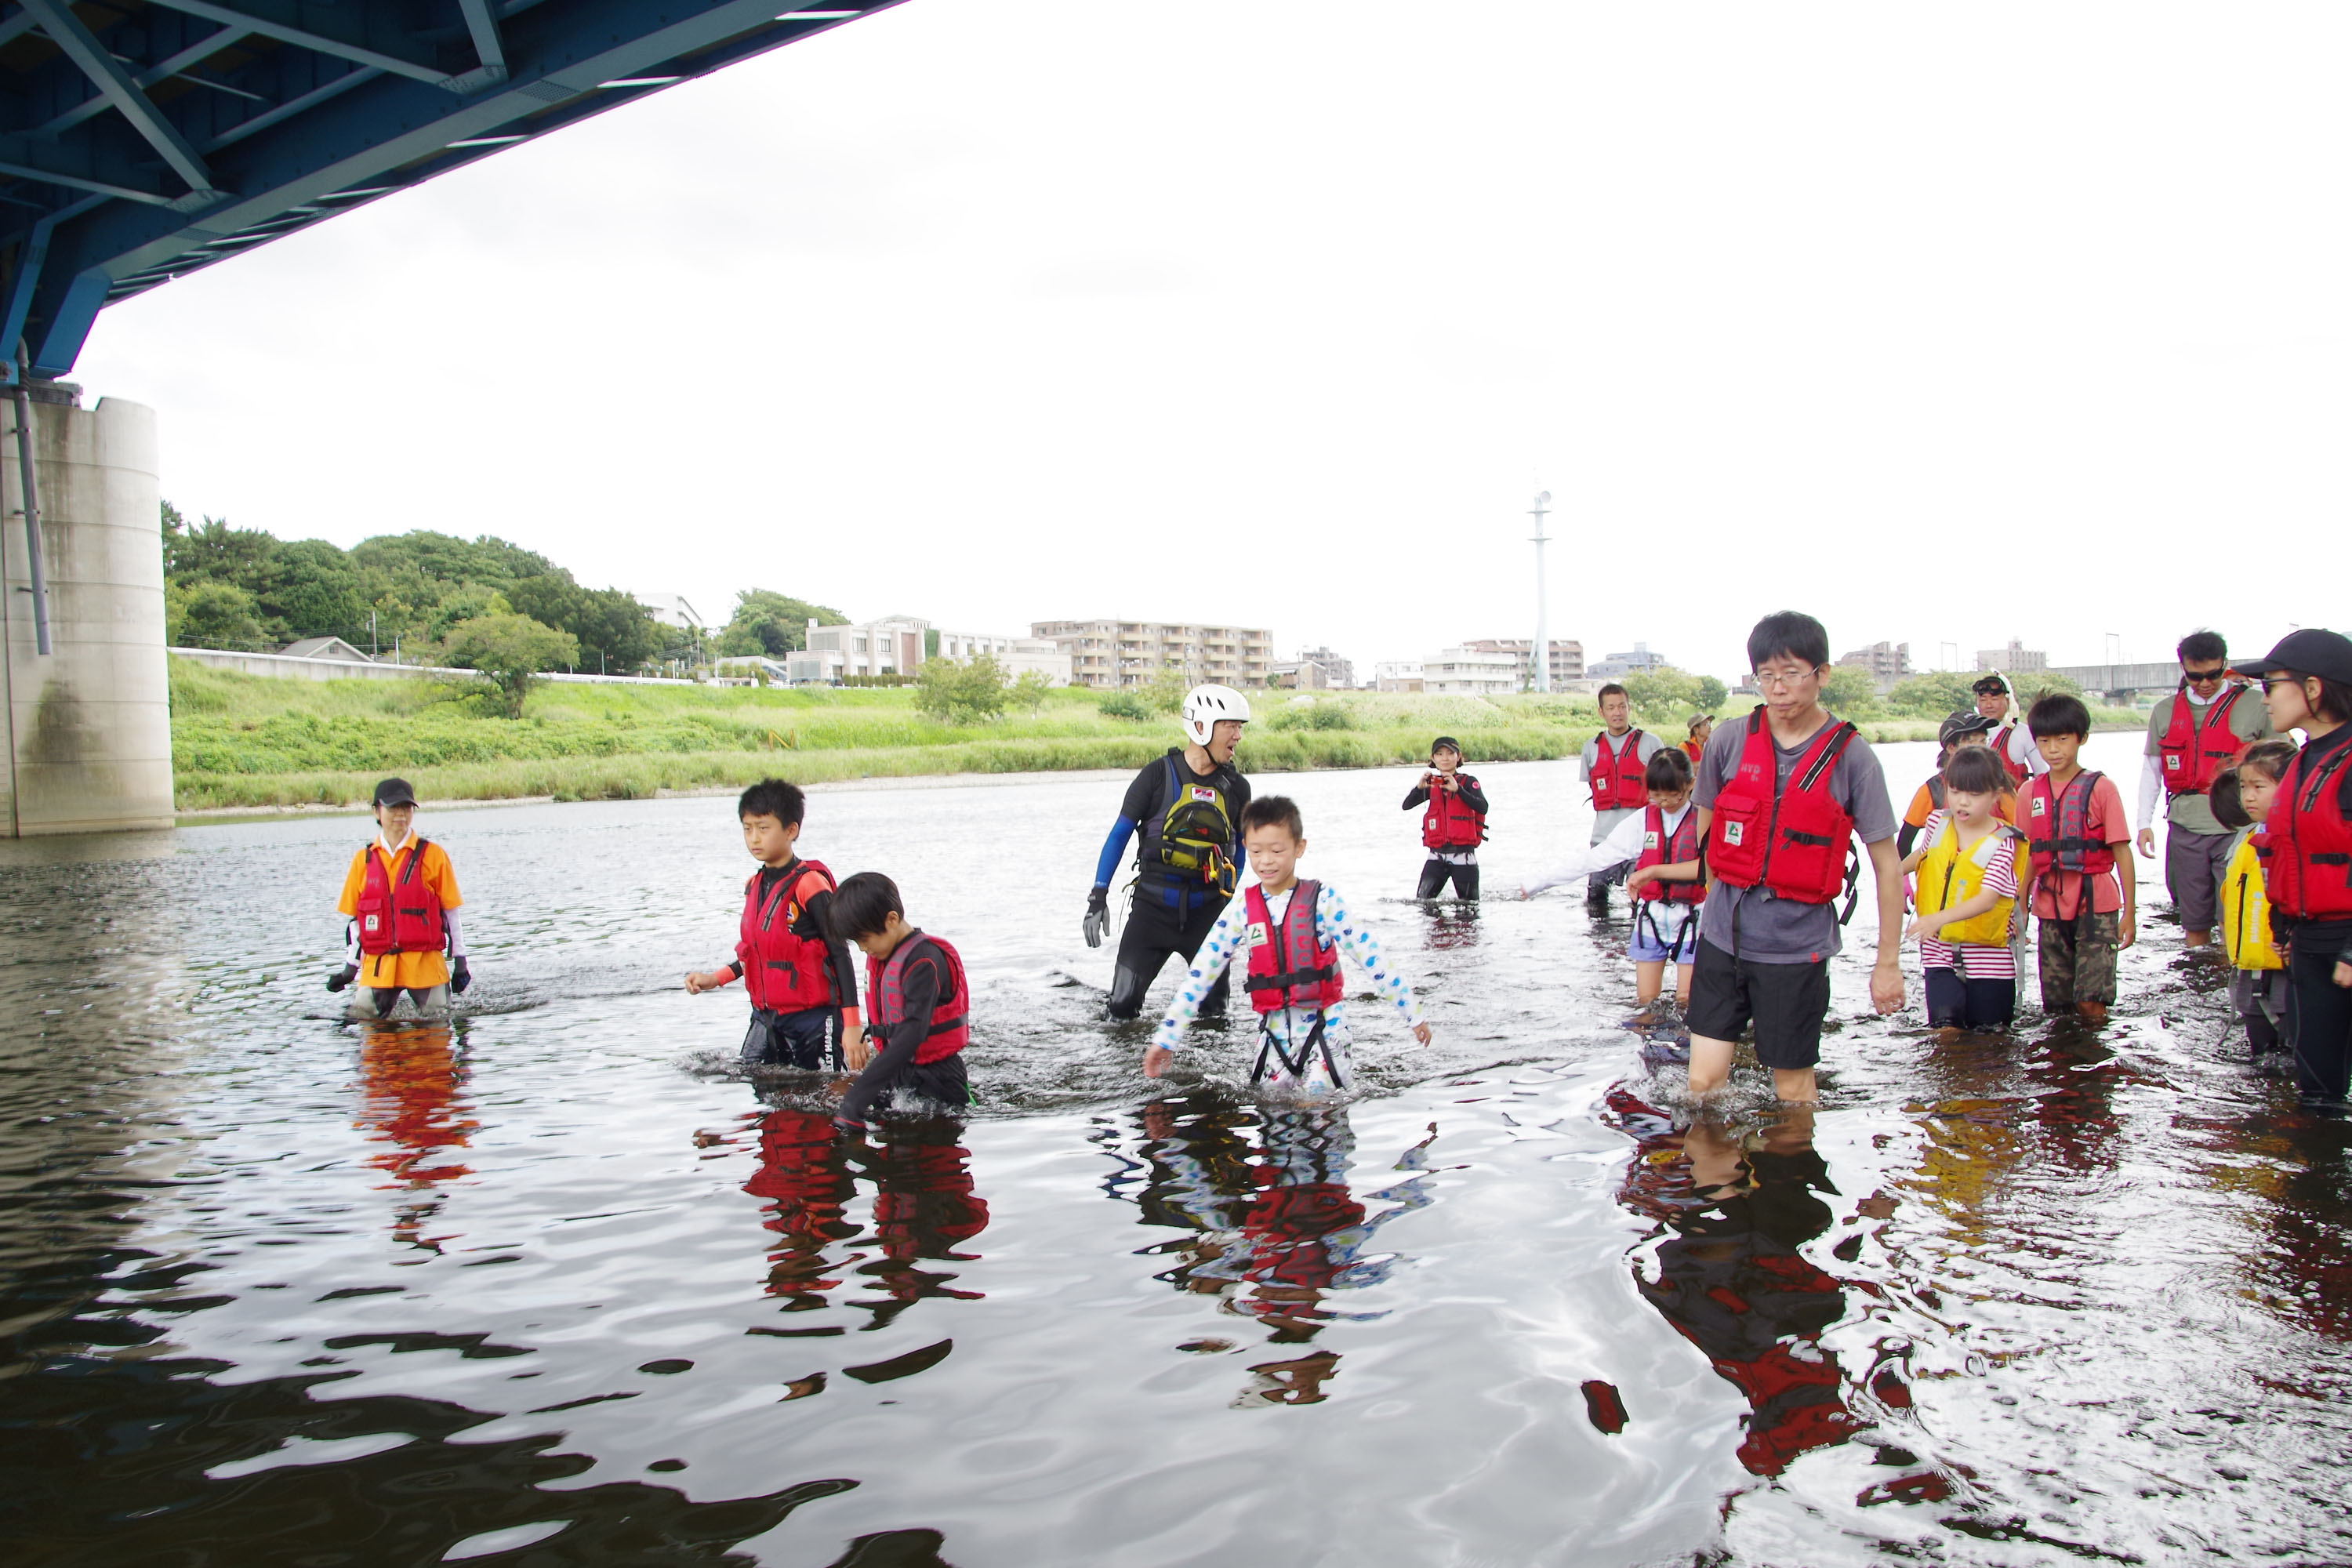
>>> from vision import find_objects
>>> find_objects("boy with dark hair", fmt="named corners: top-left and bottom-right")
top-left (1403, 735), bottom-right (1487, 898)
top-left (1899, 746), bottom-right (2027, 1035)
top-left (2135, 630), bottom-right (2271, 950)
top-left (2210, 741), bottom-right (2298, 1063)
top-left (1687, 611), bottom-right (1907, 1103)
top-left (686, 779), bottom-right (864, 1071)
top-left (332, 778), bottom-right (473, 1020)
top-left (1523, 747), bottom-right (1705, 1019)
top-left (1143, 794), bottom-right (1430, 1094)
top-left (1581, 683), bottom-right (1665, 908)
top-left (828, 871), bottom-right (971, 1131)
top-left (2020, 695), bottom-right (2136, 1024)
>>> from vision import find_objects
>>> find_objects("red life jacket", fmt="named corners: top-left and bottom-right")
top-left (2158, 685), bottom-right (2249, 798)
top-left (1992, 724), bottom-right (2031, 786)
top-left (1635, 804), bottom-right (1705, 905)
top-left (1704, 708), bottom-right (1860, 906)
top-left (868, 934), bottom-right (970, 1064)
top-left (1243, 880), bottom-right (1345, 1014)
top-left (2021, 771), bottom-right (2115, 920)
top-left (354, 838), bottom-right (445, 956)
top-left (1421, 774), bottom-right (1486, 849)
top-left (2261, 743), bottom-right (2352, 921)
top-left (736, 858), bottom-right (840, 1014)
top-left (1590, 730), bottom-right (1650, 812)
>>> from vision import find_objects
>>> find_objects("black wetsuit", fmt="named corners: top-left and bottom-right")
top-left (1403, 775), bottom-right (1488, 899)
top-left (1101, 750), bottom-right (1250, 1021)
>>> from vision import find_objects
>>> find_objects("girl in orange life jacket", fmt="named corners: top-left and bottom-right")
top-left (1403, 735), bottom-right (1488, 899)
top-left (826, 871), bottom-right (971, 1133)
top-left (2207, 743), bottom-right (2299, 1064)
top-left (686, 779), bottom-right (866, 1073)
top-left (2231, 629), bottom-right (2352, 1109)
top-left (1686, 612), bottom-right (1909, 1107)
top-left (2017, 693), bottom-right (2136, 1025)
top-left (1143, 796), bottom-right (1432, 1096)
top-left (330, 778), bottom-right (471, 1022)
top-left (1523, 749), bottom-right (1706, 1021)
top-left (1582, 684), bottom-right (1666, 908)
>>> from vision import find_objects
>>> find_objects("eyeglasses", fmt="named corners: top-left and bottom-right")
top-left (1755, 667), bottom-right (1820, 691)
top-left (2183, 667), bottom-right (2230, 686)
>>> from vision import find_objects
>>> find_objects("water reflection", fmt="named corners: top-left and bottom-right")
top-left (1109, 1093), bottom-right (1432, 1404)
top-left (354, 1022), bottom-right (477, 1253)
top-left (1609, 1091), bottom-right (1859, 1476)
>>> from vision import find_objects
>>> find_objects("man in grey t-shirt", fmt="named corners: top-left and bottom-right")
top-left (1686, 612), bottom-right (1907, 1107)
top-left (2135, 630), bottom-right (2272, 949)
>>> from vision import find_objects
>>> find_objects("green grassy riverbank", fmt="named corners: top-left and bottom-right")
top-left (165, 658), bottom-right (2141, 812)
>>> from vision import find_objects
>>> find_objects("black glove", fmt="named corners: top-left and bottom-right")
top-left (326, 964), bottom-right (358, 993)
top-left (1083, 886), bottom-right (1110, 949)
top-left (449, 956), bottom-right (472, 995)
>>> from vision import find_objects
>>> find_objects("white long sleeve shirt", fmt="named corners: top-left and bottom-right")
top-left (1521, 803), bottom-right (1694, 898)
top-left (1152, 880), bottom-right (1421, 1052)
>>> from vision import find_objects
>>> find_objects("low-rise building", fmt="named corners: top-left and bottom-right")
top-left (1295, 645), bottom-right (1356, 689)
top-left (1462, 637), bottom-right (1584, 690)
top-left (1422, 647), bottom-right (1520, 698)
top-left (1837, 640), bottom-right (1911, 688)
top-left (278, 636), bottom-right (375, 663)
top-left (1976, 639), bottom-right (2048, 674)
top-left (1030, 619), bottom-right (1274, 689)
top-left (935, 630), bottom-right (1075, 686)
top-left (1588, 642), bottom-right (1671, 680)
top-left (1373, 659), bottom-right (1425, 694)
top-left (638, 593), bottom-right (705, 632)
top-left (789, 615), bottom-right (929, 682)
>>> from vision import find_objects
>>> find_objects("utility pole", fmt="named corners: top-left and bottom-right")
top-left (1528, 490), bottom-right (1552, 693)
top-left (369, 610), bottom-right (377, 659)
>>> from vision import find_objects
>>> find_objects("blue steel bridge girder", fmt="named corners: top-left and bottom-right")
top-left (0, 0), bottom-right (892, 382)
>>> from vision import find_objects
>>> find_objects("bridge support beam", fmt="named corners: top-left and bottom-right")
top-left (0, 392), bottom-right (172, 835)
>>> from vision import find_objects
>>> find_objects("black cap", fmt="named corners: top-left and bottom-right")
top-left (2231, 629), bottom-right (2352, 687)
top-left (1970, 673), bottom-right (2008, 695)
top-left (1940, 709), bottom-right (1998, 747)
top-left (372, 777), bottom-right (417, 808)
top-left (1430, 735), bottom-right (1461, 755)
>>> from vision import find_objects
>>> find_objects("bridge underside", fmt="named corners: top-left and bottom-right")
top-left (0, 0), bottom-right (895, 382)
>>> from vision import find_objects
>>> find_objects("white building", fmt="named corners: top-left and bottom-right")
top-left (638, 592), bottom-right (705, 632)
top-left (789, 615), bottom-right (930, 682)
top-left (1373, 659), bottom-right (1425, 694)
top-left (1421, 648), bottom-right (1520, 698)
top-left (935, 630), bottom-right (1075, 686)
top-left (1588, 642), bottom-right (1671, 680)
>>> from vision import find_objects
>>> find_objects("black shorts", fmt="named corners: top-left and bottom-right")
top-left (1686, 938), bottom-right (1832, 1070)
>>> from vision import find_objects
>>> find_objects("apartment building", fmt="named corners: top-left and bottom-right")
top-left (1975, 638), bottom-right (2048, 674)
top-left (1296, 646), bottom-right (1356, 690)
top-left (1422, 647), bottom-right (1521, 698)
top-left (935, 630), bottom-right (1075, 686)
top-left (1836, 640), bottom-right (1912, 688)
top-left (1462, 637), bottom-right (1584, 690)
top-left (1030, 619), bottom-right (1275, 689)
top-left (1588, 642), bottom-right (1671, 680)
top-left (1373, 659), bottom-right (1424, 694)
top-left (788, 615), bottom-right (928, 682)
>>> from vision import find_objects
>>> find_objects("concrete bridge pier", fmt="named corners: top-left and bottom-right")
top-left (0, 389), bottom-right (173, 836)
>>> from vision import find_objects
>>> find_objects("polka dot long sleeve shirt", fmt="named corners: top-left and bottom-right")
top-left (1152, 880), bottom-right (1422, 1052)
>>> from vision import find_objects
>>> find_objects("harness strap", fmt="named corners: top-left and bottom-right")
top-left (1251, 1011), bottom-right (1343, 1089)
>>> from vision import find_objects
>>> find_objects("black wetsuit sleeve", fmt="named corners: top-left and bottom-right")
top-left (1457, 777), bottom-right (1489, 815)
top-left (1896, 822), bottom-right (1921, 859)
top-left (1403, 783), bottom-right (1432, 810)
top-left (1227, 768), bottom-right (1250, 858)
top-left (840, 949), bottom-right (942, 1122)
top-left (800, 887), bottom-right (863, 1018)
top-left (1120, 762), bottom-right (1166, 823)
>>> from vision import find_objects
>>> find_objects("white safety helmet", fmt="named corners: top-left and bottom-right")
top-left (1181, 684), bottom-right (1252, 746)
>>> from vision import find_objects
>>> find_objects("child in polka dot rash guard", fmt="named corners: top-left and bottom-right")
top-left (1143, 795), bottom-right (1431, 1095)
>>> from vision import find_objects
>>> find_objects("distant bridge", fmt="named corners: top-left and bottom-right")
top-left (2045, 662), bottom-right (2183, 700)
top-left (0, 0), bottom-right (903, 381)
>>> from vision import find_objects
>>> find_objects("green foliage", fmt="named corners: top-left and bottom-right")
top-left (1622, 666), bottom-right (1701, 714)
top-left (1098, 690), bottom-right (1155, 720)
top-left (1142, 666), bottom-right (1190, 713)
top-left (717, 589), bottom-right (848, 657)
top-left (441, 613), bottom-right (579, 717)
top-left (1009, 670), bottom-right (1054, 712)
top-left (506, 572), bottom-right (662, 673)
top-left (171, 580), bottom-right (269, 650)
top-left (1269, 699), bottom-right (1356, 731)
top-left (1886, 670), bottom-right (1982, 717)
top-left (1821, 665), bottom-right (1886, 717)
top-left (2013, 670), bottom-right (2084, 703)
top-left (914, 653), bottom-right (1011, 724)
top-left (1693, 676), bottom-right (1727, 711)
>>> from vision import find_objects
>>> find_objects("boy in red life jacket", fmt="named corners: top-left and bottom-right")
top-left (1523, 749), bottom-right (1706, 1022)
top-left (826, 871), bottom-right (972, 1132)
top-left (1582, 684), bottom-right (1666, 909)
top-left (1688, 613), bottom-right (1907, 1105)
top-left (684, 779), bottom-right (865, 1072)
top-left (329, 778), bottom-right (470, 1021)
top-left (2018, 694), bottom-right (2136, 1025)
top-left (1403, 735), bottom-right (1488, 898)
top-left (1143, 796), bottom-right (1432, 1096)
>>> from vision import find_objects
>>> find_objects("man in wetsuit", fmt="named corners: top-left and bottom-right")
top-left (1084, 684), bottom-right (1251, 1019)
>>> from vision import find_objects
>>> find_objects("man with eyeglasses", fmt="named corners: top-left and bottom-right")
top-left (2137, 630), bottom-right (2273, 949)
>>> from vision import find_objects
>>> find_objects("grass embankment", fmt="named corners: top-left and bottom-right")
top-left (166, 658), bottom-right (2144, 811)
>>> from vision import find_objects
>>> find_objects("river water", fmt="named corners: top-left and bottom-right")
top-left (4, 735), bottom-right (2348, 1567)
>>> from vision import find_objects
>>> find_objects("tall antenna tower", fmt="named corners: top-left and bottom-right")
top-left (1529, 491), bottom-right (1552, 693)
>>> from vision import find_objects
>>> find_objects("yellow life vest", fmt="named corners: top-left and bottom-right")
top-left (2220, 831), bottom-right (2282, 971)
top-left (1918, 818), bottom-right (2020, 946)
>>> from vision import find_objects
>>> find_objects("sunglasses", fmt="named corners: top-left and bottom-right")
top-left (2260, 676), bottom-right (2307, 694)
top-left (2182, 667), bottom-right (2230, 685)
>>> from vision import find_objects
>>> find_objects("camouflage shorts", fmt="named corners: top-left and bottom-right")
top-left (2038, 912), bottom-right (2119, 1009)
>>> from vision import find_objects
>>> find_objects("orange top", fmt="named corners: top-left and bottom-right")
top-left (337, 836), bottom-right (463, 989)
top-left (1903, 779), bottom-right (2015, 829)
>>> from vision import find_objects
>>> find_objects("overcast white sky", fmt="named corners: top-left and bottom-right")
top-left (74, 2), bottom-right (2352, 681)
